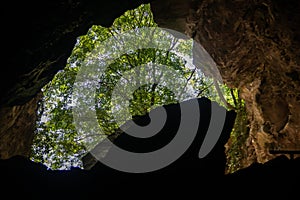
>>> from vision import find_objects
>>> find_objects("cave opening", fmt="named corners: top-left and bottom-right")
top-left (29, 3), bottom-right (246, 173)
top-left (1, 1), bottom-right (299, 198)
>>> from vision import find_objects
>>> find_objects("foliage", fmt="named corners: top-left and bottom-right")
top-left (225, 90), bottom-right (249, 174)
top-left (30, 4), bottom-right (245, 170)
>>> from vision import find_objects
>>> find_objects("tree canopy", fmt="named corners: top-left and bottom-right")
top-left (30, 4), bottom-right (245, 171)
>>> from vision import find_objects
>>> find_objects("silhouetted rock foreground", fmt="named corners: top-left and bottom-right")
top-left (1, 155), bottom-right (299, 199)
top-left (0, 98), bottom-right (299, 199)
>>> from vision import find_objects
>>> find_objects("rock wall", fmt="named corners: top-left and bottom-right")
top-left (0, 92), bottom-right (42, 159)
top-left (151, 0), bottom-right (300, 167)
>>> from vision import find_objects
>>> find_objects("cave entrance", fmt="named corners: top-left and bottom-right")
top-left (29, 3), bottom-right (243, 172)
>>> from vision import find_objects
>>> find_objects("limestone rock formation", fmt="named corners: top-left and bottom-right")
top-left (151, 0), bottom-right (300, 167)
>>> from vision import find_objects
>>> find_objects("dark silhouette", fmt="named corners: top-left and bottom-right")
top-left (1, 97), bottom-right (299, 199)
top-left (0, 97), bottom-right (237, 198)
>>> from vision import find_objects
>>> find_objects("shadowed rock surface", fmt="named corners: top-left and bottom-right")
top-left (83, 97), bottom-right (236, 173)
top-left (1, 97), bottom-right (299, 199)
top-left (1, 97), bottom-right (239, 199)
top-left (151, 0), bottom-right (300, 169)
top-left (1, 148), bottom-right (299, 199)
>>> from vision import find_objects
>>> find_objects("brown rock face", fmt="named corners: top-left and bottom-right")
top-left (0, 93), bottom-right (42, 159)
top-left (151, 0), bottom-right (300, 167)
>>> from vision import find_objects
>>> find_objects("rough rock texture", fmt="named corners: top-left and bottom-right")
top-left (0, 92), bottom-right (42, 159)
top-left (151, 0), bottom-right (300, 167)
